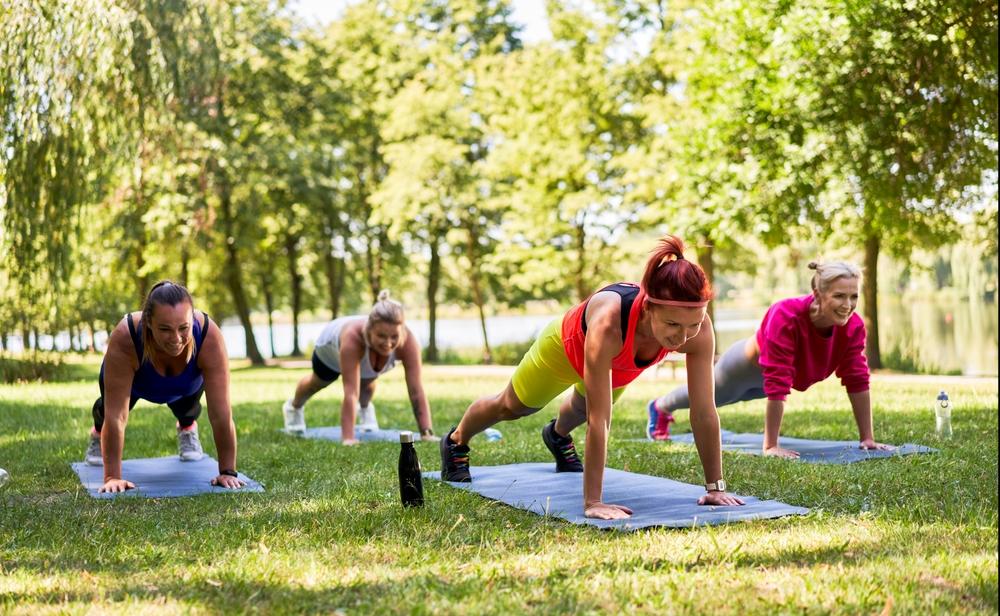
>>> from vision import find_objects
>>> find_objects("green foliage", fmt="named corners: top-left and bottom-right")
top-left (0, 352), bottom-right (72, 383)
top-left (1, 0), bottom-right (996, 371)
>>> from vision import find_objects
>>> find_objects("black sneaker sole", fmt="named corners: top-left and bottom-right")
top-left (542, 420), bottom-right (583, 473)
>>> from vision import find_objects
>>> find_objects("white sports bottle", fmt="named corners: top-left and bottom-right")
top-left (934, 391), bottom-right (952, 439)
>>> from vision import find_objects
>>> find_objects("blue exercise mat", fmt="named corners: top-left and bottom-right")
top-left (669, 430), bottom-right (937, 463)
top-left (425, 463), bottom-right (808, 531)
top-left (71, 456), bottom-right (264, 499)
top-left (290, 426), bottom-right (417, 443)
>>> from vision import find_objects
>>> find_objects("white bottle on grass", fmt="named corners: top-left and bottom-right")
top-left (935, 391), bottom-right (952, 439)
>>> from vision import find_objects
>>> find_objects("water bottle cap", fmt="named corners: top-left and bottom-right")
top-left (937, 391), bottom-right (949, 400)
top-left (399, 431), bottom-right (414, 443)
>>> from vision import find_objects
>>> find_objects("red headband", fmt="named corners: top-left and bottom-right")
top-left (642, 288), bottom-right (709, 308)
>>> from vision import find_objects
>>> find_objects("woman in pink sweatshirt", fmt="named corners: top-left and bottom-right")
top-left (647, 261), bottom-right (894, 458)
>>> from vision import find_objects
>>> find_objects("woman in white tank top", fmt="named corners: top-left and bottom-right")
top-left (280, 291), bottom-right (436, 445)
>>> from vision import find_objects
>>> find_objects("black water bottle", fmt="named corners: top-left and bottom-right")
top-left (398, 431), bottom-right (424, 507)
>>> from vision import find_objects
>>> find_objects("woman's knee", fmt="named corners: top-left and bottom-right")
top-left (496, 385), bottom-right (537, 420)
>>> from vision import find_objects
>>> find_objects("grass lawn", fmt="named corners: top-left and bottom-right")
top-left (1, 360), bottom-right (997, 614)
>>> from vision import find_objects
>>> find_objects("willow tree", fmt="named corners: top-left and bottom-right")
top-left (1, 0), bottom-right (160, 338)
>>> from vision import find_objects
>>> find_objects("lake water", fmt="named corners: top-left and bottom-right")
top-left (8, 298), bottom-right (996, 376)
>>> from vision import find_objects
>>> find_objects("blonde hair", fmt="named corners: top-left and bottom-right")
top-left (808, 261), bottom-right (862, 293)
top-left (364, 290), bottom-right (406, 345)
top-left (141, 280), bottom-right (195, 370)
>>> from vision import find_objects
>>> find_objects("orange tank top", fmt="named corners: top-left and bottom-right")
top-left (560, 282), bottom-right (670, 389)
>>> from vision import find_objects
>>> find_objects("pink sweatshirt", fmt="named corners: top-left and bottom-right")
top-left (756, 295), bottom-right (870, 401)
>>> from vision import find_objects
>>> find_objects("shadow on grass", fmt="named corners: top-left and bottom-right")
top-left (5, 531), bottom-right (996, 614)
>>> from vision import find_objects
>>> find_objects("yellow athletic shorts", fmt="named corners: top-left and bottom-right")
top-left (511, 318), bottom-right (626, 409)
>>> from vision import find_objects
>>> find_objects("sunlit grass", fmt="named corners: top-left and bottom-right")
top-left (1, 361), bottom-right (996, 614)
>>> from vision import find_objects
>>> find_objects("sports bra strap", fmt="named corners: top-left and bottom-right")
top-left (125, 313), bottom-right (143, 362)
top-left (195, 312), bottom-right (210, 358)
top-left (580, 283), bottom-right (639, 343)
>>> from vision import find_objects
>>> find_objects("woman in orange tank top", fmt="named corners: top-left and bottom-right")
top-left (440, 236), bottom-right (744, 519)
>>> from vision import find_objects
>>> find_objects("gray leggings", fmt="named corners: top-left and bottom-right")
top-left (656, 338), bottom-right (766, 411)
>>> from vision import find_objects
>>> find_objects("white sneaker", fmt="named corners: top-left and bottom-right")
top-left (357, 403), bottom-right (379, 431)
top-left (84, 433), bottom-right (103, 466)
top-left (178, 426), bottom-right (205, 461)
top-left (283, 399), bottom-right (306, 434)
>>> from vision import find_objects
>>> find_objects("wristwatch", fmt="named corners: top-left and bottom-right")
top-left (705, 479), bottom-right (727, 492)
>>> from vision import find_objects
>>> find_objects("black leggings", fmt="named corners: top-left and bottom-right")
top-left (92, 372), bottom-right (204, 432)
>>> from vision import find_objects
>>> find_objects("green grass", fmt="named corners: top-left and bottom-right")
top-left (1, 360), bottom-right (996, 614)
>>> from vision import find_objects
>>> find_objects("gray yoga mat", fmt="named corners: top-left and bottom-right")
top-left (72, 456), bottom-right (264, 499)
top-left (670, 430), bottom-right (936, 463)
top-left (425, 463), bottom-right (808, 531)
top-left (290, 426), bottom-right (417, 443)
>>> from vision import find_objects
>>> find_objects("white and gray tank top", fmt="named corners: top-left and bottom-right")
top-left (313, 316), bottom-right (399, 379)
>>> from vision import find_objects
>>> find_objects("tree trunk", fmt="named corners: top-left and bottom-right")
top-left (323, 249), bottom-right (345, 319)
top-left (88, 322), bottom-right (97, 352)
top-left (471, 273), bottom-right (491, 364)
top-left (698, 236), bottom-right (717, 352)
top-left (365, 232), bottom-right (383, 304)
top-left (180, 244), bottom-right (190, 287)
top-left (286, 232), bottom-right (302, 356)
top-left (262, 275), bottom-right (277, 359)
top-left (574, 222), bottom-right (588, 302)
top-left (466, 228), bottom-right (491, 364)
top-left (863, 233), bottom-right (882, 370)
top-left (213, 160), bottom-right (264, 365)
top-left (426, 233), bottom-right (441, 363)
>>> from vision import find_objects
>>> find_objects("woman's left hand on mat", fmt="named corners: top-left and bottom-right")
top-left (698, 491), bottom-right (745, 506)
top-left (859, 439), bottom-right (894, 451)
top-left (584, 502), bottom-right (634, 520)
top-left (211, 475), bottom-right (246, 489)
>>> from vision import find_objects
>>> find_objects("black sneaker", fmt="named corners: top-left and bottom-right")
top-left (440, 428), bottom-right (471, 482)
top-left (542, 419), bottom-right (583, 472)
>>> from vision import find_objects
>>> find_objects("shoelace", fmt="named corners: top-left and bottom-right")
top-left (655, 413), bottom-right (675, 437)
top-left (451, 452), bottom-right (469, 469)
top-left (559, 441), bottom-right (580, 462)
top-left (180, 431), bottom-right (200, 449)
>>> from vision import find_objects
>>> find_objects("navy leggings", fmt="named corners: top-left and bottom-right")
top-left (92, 371), bottom-right (203, 432)
top-left (656, 338), bottom-right (766, 411)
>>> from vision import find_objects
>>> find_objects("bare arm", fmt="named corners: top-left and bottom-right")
top-left (762, 399), bottom-right (798, 457)
top-left (398, 328), bottom-right (433, 436)
top-left (849, 390), bottom-right (893, 450)
top-left (197, 316), bottom-right (243, 488)
top-left (677, 315), bottom-right (744, 506)
top-left (338, 325), bottom-right (365, 445)
top-left (99, 316), bottom-right (140, 492)
top-left (581, 293), bottom-right (631, 519)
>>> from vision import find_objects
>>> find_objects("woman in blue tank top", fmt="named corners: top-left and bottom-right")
top-left (83, 281), bottom-right (245, 493)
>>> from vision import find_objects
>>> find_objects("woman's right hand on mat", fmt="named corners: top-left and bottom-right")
top-left (98, 478), bottom-right (135, 493)
top-left (763, 446), bottom-right (800, 459)
top-left (584, 502), bottom-right (633, 520)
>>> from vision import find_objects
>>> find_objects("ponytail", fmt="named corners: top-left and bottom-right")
top-left (641, 235), bottom-right (713, 305)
